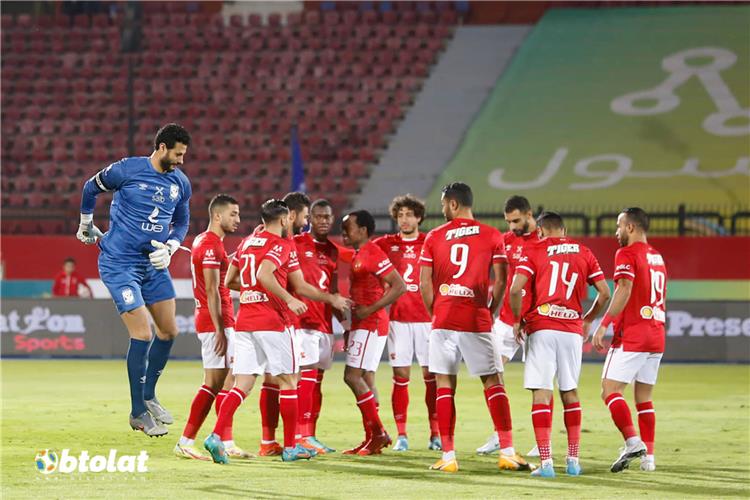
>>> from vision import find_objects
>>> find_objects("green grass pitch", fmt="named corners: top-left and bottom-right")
top-left (2, 359), bottom-right (748, 499)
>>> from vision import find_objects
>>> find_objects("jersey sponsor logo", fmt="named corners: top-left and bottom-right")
top-left (647, 253), bottom-right (665, 266)
top-left (616, 263), bottom-right (632, 271)
top-left (445, 225), bottom-right (480, 241)
top-left (406, 284), bottom-right (419, 292)
top-left (640, 305), bottom-right (666, 322)
top-left (243, 237), bottom-right (268, 249)
top-left (152, 186), bottom-right (165, 204)
top-left (239, 290), bottom-right (269, 304)
top-left (170, 184), bottom-right (179, 201)
top-left (546, 243), bottom-right (580, 256)
top-left (141, 207), bottom-right (164, 232)
top-left (537, 303), bottom-right (579, 319)
top-left (121, 288), bottom-right (135, 305)
top-left (378, 258), bottom-right (390, 268)
top-left (438, 283), bottom-right (475, 297)
top-left (511, 245), bottom-right (524, 261)
top-left (403, 245), bottom-right (417, 259)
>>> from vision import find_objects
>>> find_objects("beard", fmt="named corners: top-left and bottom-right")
top-left (160, 158), bottom-right (176, 172)
top-left (281, 228), bottom-right (289, 239)
top-left (618, 234), bottom-right (629, 247)
top-left (512, 221), bottom-right (530, 236)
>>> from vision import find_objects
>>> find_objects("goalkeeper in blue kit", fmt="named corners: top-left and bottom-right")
top-left (77, 124), bottom-right (192, 437)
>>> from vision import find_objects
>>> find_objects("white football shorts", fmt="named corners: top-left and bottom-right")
top-left (345, 329), bottom-right (387, 372)
top-left (233, 327), bottom-right (300, 377)
top-left (298, 328), bottom-right (335, 370)
top-left (492, 318), bottom-right (521, 362)
top-left (601, 347), bottom-right (663, 385)
top-left (387, 321), bottom-right (431, 367)
top-left (197, 327), bottom-right (236, 370)
top-left (524, 329), bottom-right (583, 391)
top-left (428, 329), bottom-right (502, 377)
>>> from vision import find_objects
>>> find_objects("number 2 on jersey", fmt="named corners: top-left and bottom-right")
top-left (450, 244), bottom-right (469, 278)
top-left (548, 261), bottom-right (579, 300)
top-left (240, 254), bottom-right (257, 287)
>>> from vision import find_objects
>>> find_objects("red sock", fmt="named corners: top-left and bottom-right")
top-left (563, 402), bottom-right (582, 458)
top-left (436, 387), bottom-right (456, 452)
top-left (531, 404), bottom-right (552, 461)
top-left (605, 393), bottom-right (637, 440)
top-left (636, 401), bottom-right (655, 454)
top-left (182, 385), bottom-right (216, 440)
top-left (260, 383), bottom-right (280, 442)
top-left (279, 389), bottom-right (299, 449)
top-left (356, 391), bottom-right (384, 437)
top-left (214, 390), bottom-right (228, 416)
top-left (212, 388), bottom-right (245, 440)
top-left (391, 376), bottom-right (410, 436)
top-left (298, 369), bottom-right (317, 438)
top-left (423, 375), bottom-right (439, 438)
top-left (484, 384), bottom-right (513, 450)
top-left (311, 371), bottom-right (324, 436)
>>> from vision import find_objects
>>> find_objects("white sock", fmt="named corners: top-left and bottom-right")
top-left (500, 447), bottom-right (515, 456)
top-left (223, 440), bottom-right (235, 448)
top-left (442, 450), bottom-right (456, 461)
top-left (644, 454), bottom-right (655, 462)
top-left (625, 437), bottom-right (641, 448)
top-left (178, 436), bottom-right (194, 446)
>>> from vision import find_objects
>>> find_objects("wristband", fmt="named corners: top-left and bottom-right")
top-left (80, 213), bottom-right (93, 224)
top-left (600, 313), bottom-right (615, 328)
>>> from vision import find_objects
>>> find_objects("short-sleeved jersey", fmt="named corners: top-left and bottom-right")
top-left (81, 157), bottom-right (192, 261)
top-left (420, 218), bottom-right (506, 333)
top-left (515, 237), bottom-right (605, 335)
top-left (374, 233), bottom-right (431, 323)
top-left (191, 231), bottom-right (235, 333)
top-left (498, 231), bottom-right (540, 325)
top-left (611, 242), bottom-right (667, 353)
top-left (233, 230), bottom-right (300, 332)
top-left (294, 233), bottom-right (338, 334)
top-left (350, 240), bottom-right (395, 336)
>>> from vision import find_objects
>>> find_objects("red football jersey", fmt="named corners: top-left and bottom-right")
top-left (515, 237), bottom-right (605, 335)
top-left (498, 230), bottom-right (540, 325)
top-left (374, 233), bottom-right (431, 323)
top-left (611, 242), bottom-right (667, 353)
top-left (191, 231), bottom-right (235, 332)
top-left (350, 240), bottom-right (395, 336)
top-left (233, 230), bottom-right (300, 332)
top-left (294, 233), bottom-right (339, 334)
top-left (420, 218), bottom-right (506, 333)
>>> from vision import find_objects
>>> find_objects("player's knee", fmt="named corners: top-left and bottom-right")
top-left (156, 328), bottom-right (178, 341)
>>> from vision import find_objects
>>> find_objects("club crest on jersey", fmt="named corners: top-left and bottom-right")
top-left (445, 226), bottom-right (480, 241)
top-left (152, 186), bottom-right (165, 204)
top-left (537, 303), bottom-right (579, 319)
top-left (121, 288), bottom-right (135, 305)
top-left (640, 306), bottom-right (666, 322)
top-left (438, 283), bottom-right (475, 297)
top-left (240, 290), bottom-right (268, 304)
top-left (169, 184), bottom-right (179, 201)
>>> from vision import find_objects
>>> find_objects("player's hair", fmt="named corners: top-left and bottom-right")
top-left (504, 195), bottom-right (532, 214)
top-left (64, 257), bottom-right (76, 264)
top-left (389, 194), bottom-right (425, 223)
top-left (347, 209), bottom-right (376, 236)
top-left (260, 199), bottom-right (289, 224)
top-left (536, 211), bottom-right (565, 230)
top-left (282, 192), bottom-right (311, 213)
top-left (208, 194), bottom-right (238, 216)
top-left (310, 198), bottom-right (332, 212)
top-left (153, 123), bottom-right (191, 150)
top-left (622, 207), bottom-right (650, 232)
top-left (441, 182), bottom-right (473, 207)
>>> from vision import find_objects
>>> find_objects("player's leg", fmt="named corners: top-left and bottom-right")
top-left (478, 320), bottom-right (516, 455)
top-left (428, 330), bottom-right (460, 472)
top-left (414, 323), bottom-right (440, 450)
top-left (634, 352), bottom-right (661, 471)
top-left (388, 322), bottom-right (413, 450)
top-left (308, 333), bottom-right (335, 452)
top-left (142, 298), bottom-right (178, 424)
top-left (523, 331), bottom-right (556, 476)
top-left (259, 372), bottom-right (282, 455)
top-left (601, 347), bottom-right (648, 472)
top-left (556, 332), bottom-right (584, 476)
top-left (296, 330), bottom-right (322, 453)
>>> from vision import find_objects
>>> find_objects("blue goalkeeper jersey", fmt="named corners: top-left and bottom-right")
top-left (80, 156), bottom-right (192, 261)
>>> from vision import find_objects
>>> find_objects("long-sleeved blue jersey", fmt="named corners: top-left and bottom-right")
top-left (81, 156), bottom-right (192, 261)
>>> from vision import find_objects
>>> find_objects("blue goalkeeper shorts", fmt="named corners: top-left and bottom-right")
top-left (98, 252), bottom-right (176, 314)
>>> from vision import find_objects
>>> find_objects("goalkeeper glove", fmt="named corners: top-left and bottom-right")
top-left (149, 239), bottom-right (179, 270)
top-left (76, 213), bottom-right (104, 245)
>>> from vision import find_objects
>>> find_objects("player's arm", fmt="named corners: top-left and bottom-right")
top-left (204, 267), bottom-right (227, 355)
top-left (77, 161), bottom-right (127, 244)
top-left (355, 269), bottom-right (406, 320)
top-left (152, 180), bottom-right (193, 264)
top-left (509, 271), bottom-right (529, 343)
top-left (419, 265), bottom-right (434, 315)
top-left (256, 260), bottom-right (307, 315)
top-left (489, 261), bottom-right (507, 316)
top-left (288, 269), bottom-right (351, 312)
top-left (225, 263), bottom-right (241, 292)
top-left (582, 279), bottom-right (611, 342)
top-left (592, 278), bottom-right (632, 350)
